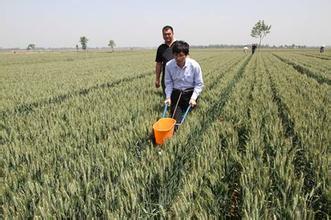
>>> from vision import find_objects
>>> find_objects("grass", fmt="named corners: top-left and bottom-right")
top-left (1, 49), bottom-right (330, 218)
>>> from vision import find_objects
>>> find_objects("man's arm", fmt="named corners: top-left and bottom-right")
top-left (155, 45), bottom-right (163, 88)
top-left (191, 64), bottom-right (204, 101)
top-left (155, 62), bottom-right (162, 88)
top-left (165, 64), bottom-right (173, 100)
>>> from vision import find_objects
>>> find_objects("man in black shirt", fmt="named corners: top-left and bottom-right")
top-left (155, 25), bottom-right (176, 96)
top-left (252, 44), bottom-right (257, 54)
top-left (320, 45), bottom-right (325, 53)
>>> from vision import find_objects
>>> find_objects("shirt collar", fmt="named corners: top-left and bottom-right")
top-left (176, 59), bottom-right (188, 69)
top-left (165, 39), bottom-right (176, 47)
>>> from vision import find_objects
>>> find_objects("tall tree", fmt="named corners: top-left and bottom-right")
top-left (251, 20), bottom-right (271, 48)
top-left (80, 36), bottom-right (88, 50)
top-left (108, 40), bottom-right (116, 52)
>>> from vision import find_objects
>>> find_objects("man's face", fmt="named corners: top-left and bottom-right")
top-left (163, 29), bottom-right (174, 44)
top-left (174, 52), bottom-right (186, 66)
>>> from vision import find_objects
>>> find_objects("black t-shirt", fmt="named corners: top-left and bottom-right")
top-left (155, 41), bottom-right (176, 77)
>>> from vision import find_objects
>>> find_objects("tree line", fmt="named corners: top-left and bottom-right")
top-left (23, 20), bottom-right (328, 51)
top-left (77, 37), bottom-right (116, 52)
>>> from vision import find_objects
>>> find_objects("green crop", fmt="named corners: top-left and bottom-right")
top-left (1, 49), bottom-right (330, 218)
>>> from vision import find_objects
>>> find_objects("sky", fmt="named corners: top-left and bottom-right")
top-left (1, 0), bottom-right (330, 48)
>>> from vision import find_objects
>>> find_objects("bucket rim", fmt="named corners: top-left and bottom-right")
top-left (153, 118), bottom-right (176, 131)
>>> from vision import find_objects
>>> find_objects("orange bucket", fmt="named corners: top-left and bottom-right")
top-left (153, 118), bottom-right (176, 145)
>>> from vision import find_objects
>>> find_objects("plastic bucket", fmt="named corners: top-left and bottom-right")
top-left (153, 118), bottom-right (176, 145)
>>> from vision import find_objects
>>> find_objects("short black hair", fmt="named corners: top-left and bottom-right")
top-left (162, 25), bottom-right (173, 33)
top-left (172, 41), bottom-right (189, 55)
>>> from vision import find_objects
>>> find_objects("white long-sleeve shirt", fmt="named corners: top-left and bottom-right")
top-left (165, 58), bottom-right (204, 100)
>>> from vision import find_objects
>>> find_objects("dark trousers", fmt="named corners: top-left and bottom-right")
top-left (170, 88), bottom-right (194, 123)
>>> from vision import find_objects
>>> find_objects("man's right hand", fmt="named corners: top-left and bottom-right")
top-left (155, 79), bottom-right (160, 88)
top-left (164, 98), bottom-right (171, 106)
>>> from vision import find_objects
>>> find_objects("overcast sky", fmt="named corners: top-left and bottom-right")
top-left (1, 0), bottom-right (330, 48)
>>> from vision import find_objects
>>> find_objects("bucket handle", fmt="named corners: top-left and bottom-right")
top-left (176, 105), bottom-right (191, 126)
top-left (161, 104), bottom-right (168, 118)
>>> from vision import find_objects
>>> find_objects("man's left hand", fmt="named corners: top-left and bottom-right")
top-left (155, 79), bottom-right (161, 88)
top-left (189, 99), bottom-right (197, 107)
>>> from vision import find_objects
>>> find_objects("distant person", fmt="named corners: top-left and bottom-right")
top-left (243, 47), bottom-right (249, 54)
top-left (155, 25), bottom-right (177, 96)
top-left (164, 41), bottom-right (204, 125)
top-left (252, 44), bottom-right (257, 54)
top-left (320, 45), bottom-right (325, 53)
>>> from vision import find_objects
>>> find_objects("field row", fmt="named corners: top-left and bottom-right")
top-left (2, 50), bottom-right (330, 218)
top-left (272, 52), bottom-right (331, 85)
